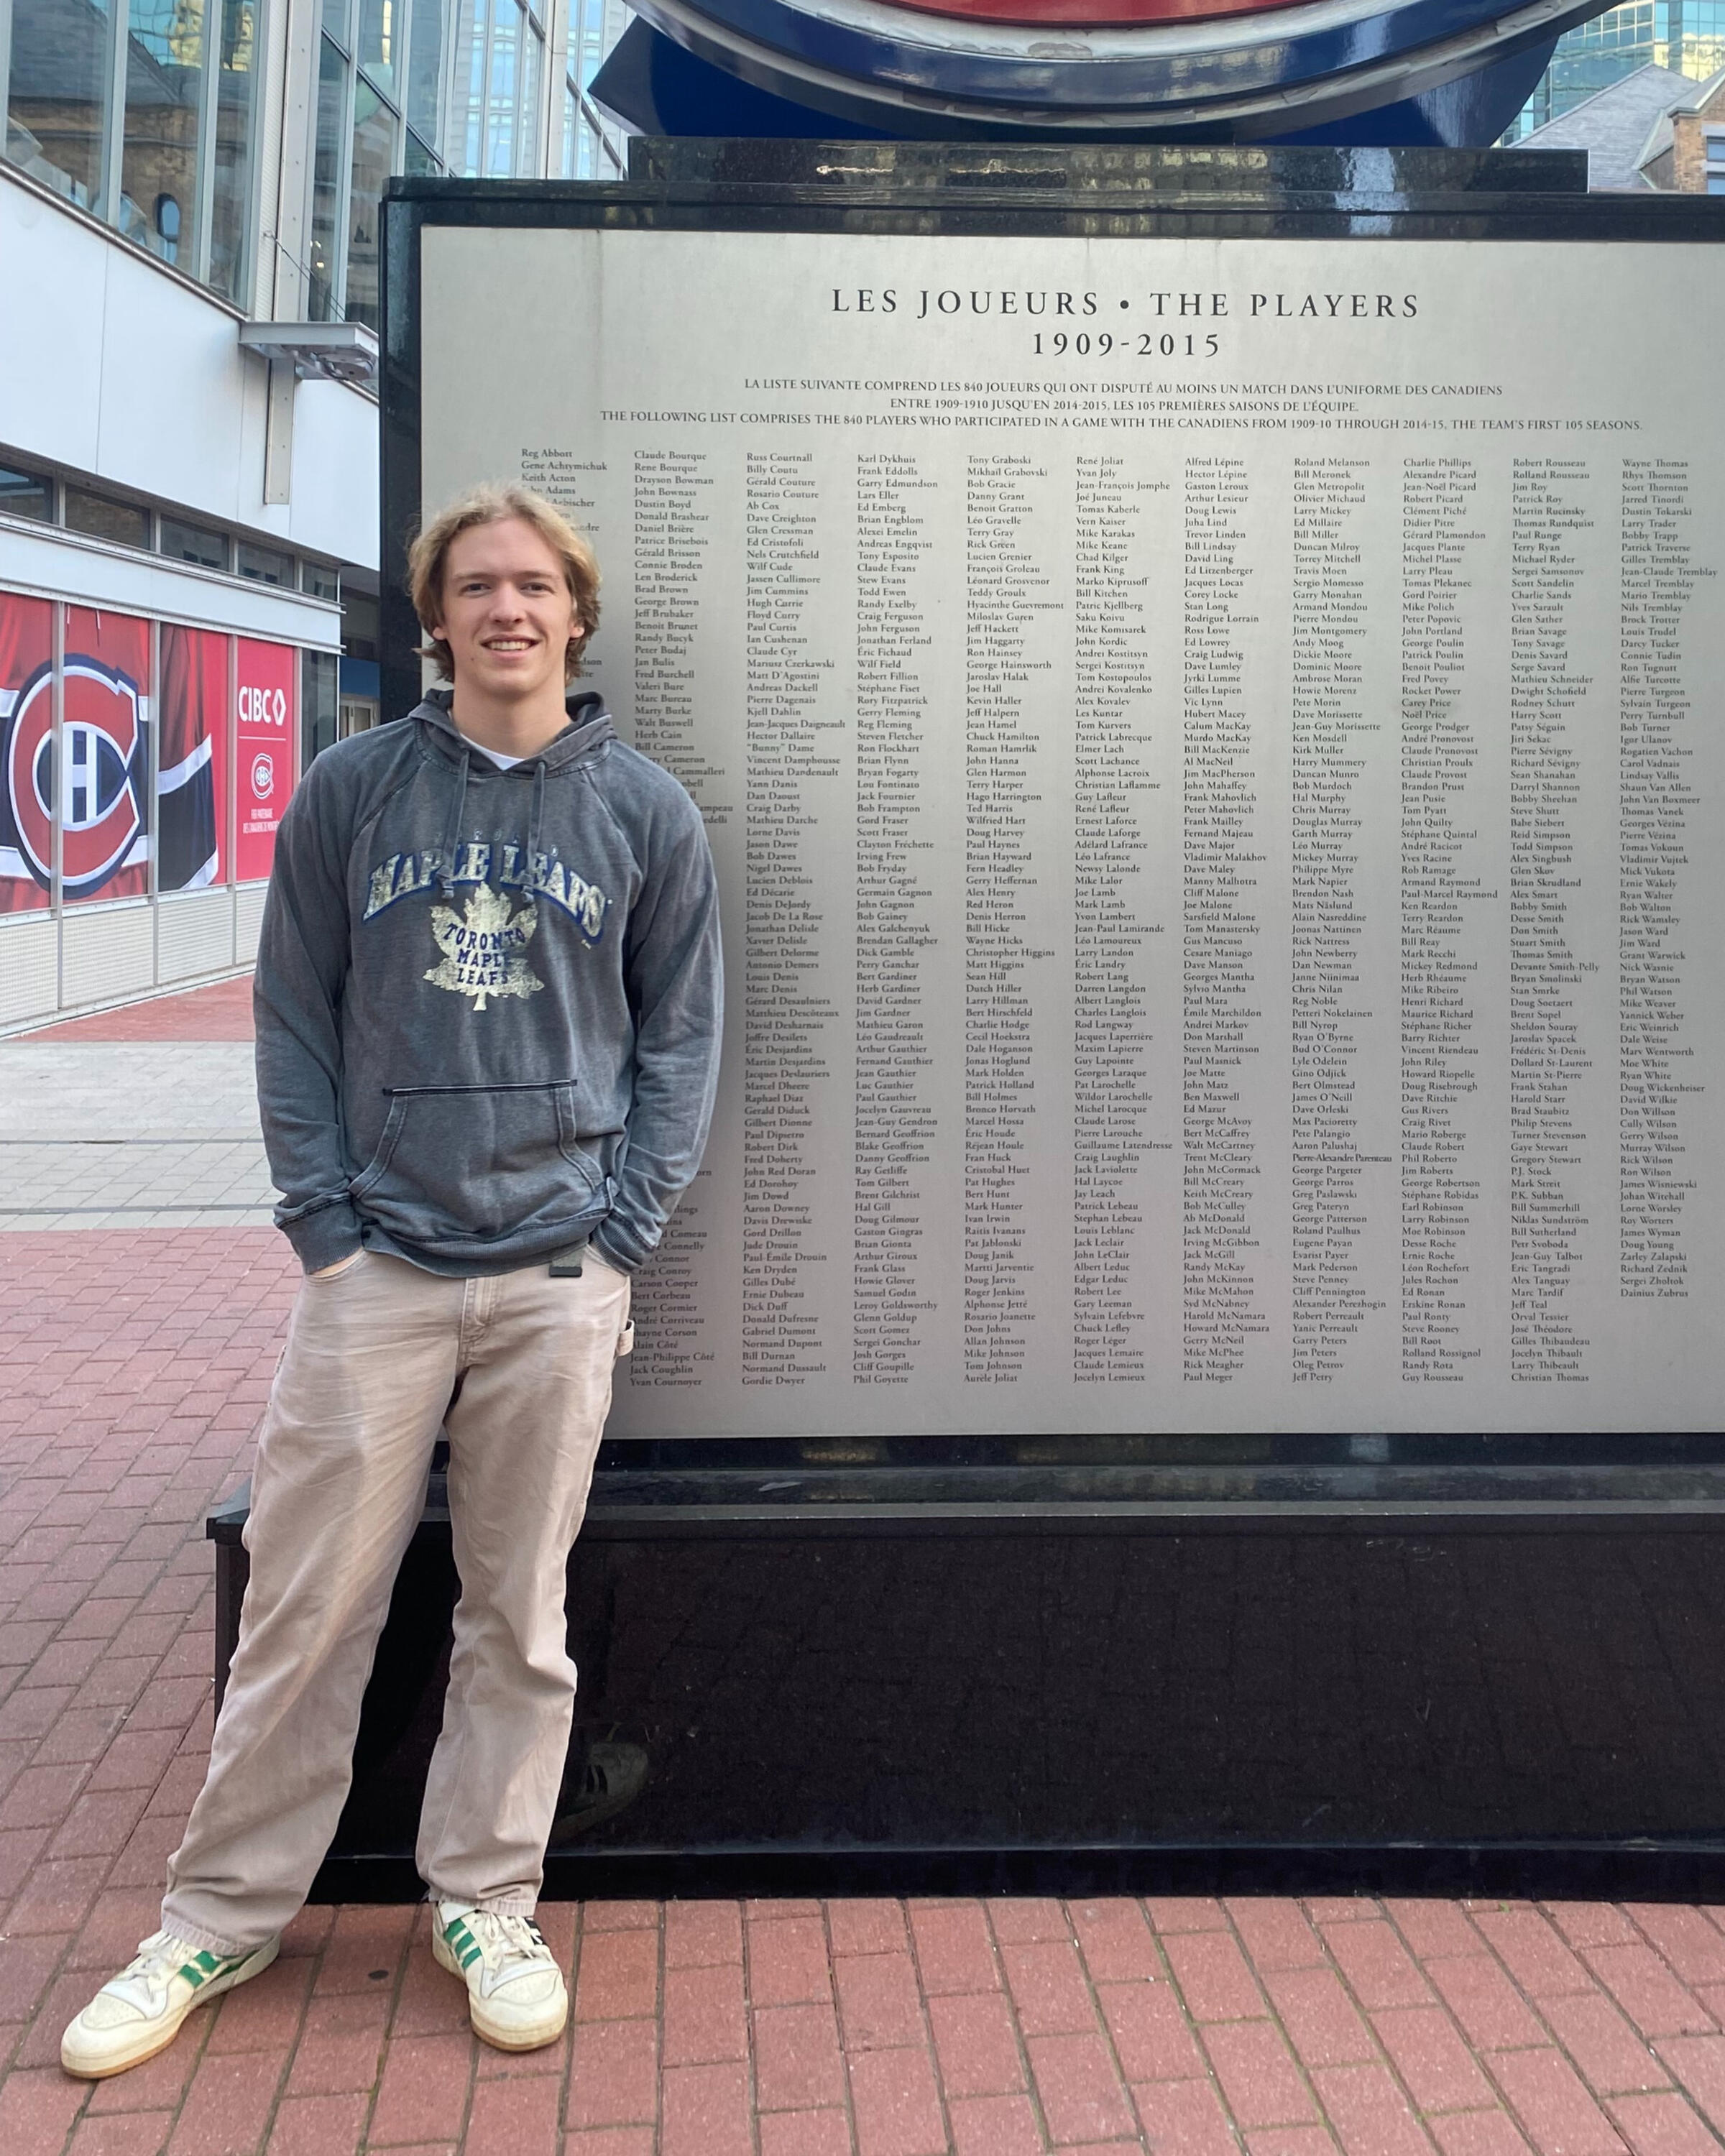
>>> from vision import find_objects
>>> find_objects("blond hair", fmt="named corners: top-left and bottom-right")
top-left (408, 482), bottom-right (601, 681)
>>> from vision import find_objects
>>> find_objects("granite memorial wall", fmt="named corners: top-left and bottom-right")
top-left (415, 223), bottom-right (1725, 1439)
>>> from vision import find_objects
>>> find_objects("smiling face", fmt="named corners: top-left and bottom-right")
top-left (431, 516), bottom-right (583, 708)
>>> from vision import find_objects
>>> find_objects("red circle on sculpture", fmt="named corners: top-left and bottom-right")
top-left (878, 0), bottom-right (1308, 25)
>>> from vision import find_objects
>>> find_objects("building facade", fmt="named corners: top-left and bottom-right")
top-left (1636, 63), bottom-right (1725, 181)
top-left (1506, 0), bottom-right (1725, 137)
top-left (1, 0), bottom-right (630, 1028)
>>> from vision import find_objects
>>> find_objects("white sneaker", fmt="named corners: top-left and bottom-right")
top-left (61, 1930), bottom-right (280, 2078)
top-left (432, 1902), bottom-right (568, 2050)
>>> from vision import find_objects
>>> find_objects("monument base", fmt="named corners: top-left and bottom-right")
top-left (208, 1437), bottom-right (1725, 1902)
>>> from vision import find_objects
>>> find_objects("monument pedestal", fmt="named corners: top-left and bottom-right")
top-left (278, 142), bottom-right (1725, 1897)
top-left (210, 1436), bottom-right (1725, 1900)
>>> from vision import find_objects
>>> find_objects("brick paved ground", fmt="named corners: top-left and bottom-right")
top-left (3, 990), bottom-right (1725, 2153)
top-left (22, 975), bottom-right (257, 1043)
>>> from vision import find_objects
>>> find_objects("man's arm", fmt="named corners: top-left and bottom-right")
top-left (256, 759), bottom-right (364, 1273)
top-left (593, 791), bottom-right (724, 1273)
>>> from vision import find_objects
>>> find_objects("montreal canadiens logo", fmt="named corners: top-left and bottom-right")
top-left (251, 751), bottom-right (275, 802)
top-left (5, 658), bottom-right (148, 898)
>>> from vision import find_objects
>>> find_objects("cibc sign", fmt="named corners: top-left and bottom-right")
top-left (235, 640), bottom-right (295, 881)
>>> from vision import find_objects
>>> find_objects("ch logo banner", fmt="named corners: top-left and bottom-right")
top-left (4, 658), bottom-right (149, 898)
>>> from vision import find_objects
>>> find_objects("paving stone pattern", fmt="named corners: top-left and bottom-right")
top-left (0, 1034), bottom-right (274, 1232)
top-left (1, 1232), bottom-right (1725, 2152)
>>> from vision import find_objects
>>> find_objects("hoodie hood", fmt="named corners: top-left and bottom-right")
top-left (410, 685), bottom-right (617, 770)
top-left (409, 688), bottom-right (619, 903)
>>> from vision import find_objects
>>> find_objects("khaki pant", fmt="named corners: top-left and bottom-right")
top-left (162, 1247), bottom-right (632, 1955)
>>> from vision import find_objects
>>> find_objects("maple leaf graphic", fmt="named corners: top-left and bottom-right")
top-left (424, 885), bottom-right (544, 1013)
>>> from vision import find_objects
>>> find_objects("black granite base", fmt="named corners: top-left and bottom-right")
top-left (208, 1438), bottom-right (1725, 1902)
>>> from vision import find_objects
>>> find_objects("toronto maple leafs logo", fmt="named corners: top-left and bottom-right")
top-left (425, 886), bottom-right (544, 1012)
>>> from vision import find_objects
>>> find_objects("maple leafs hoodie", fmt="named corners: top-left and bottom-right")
top-left (255, 688), bottom-right (722, 1276)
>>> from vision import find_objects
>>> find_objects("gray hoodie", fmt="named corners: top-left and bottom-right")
top-left (257, 688), bottom-right (722, 1276)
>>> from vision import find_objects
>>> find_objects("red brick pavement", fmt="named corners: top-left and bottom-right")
top-left (22, 975), bottom-right (256, 1042)
top-left (3, 1227), bottom-right (1725, 2153)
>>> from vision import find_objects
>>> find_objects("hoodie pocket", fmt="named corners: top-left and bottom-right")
top-left (350, 1080), bottom-right (606, 1247)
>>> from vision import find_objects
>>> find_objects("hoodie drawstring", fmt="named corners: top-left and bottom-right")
top-left (526, 760), bottom-right (546, 892)
top-left (438, 746), bottom-right (471, 899)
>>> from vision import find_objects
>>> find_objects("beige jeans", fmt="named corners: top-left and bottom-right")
top-left (162, 1246), bottom-right (632, 1955)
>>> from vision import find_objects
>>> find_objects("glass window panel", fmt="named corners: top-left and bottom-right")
top-left (160, 515), bottom-right (229, 569)
top-left (405, 0), bottom-right (444, 141)
top-left (0, 465), bottom-right (54, 520)
top-left (236, 540), bottom-right (293, 585)
top-left (302, 558), bottom-right (341, 601)
top-left (208, 0), bottom-right (259, 303)
top-left (342, 73), bottom-right (395, 331)
top-left (484, 0), bottom-right (515, 175)
top-left (65, 487), bottom-right (151, 547)
top-left (561, 78), bottom-right (576, 177)
top-left (301, 648), bottom-right (339, 766)
top-left (6, 0), bottom-right (115, 212)
top-left (454, 0), bottom-right (487, 174)
top-left (358, 0), bottom-right (398, 99)
top-left (517, 18), bottom-right (540, 175)
top-left (0, 590), bottom-right (55, 913)
top-left (119, 0), bottom-right (206, 270)
top-left (308, 34), bottom-right (347, 321)
top-left (343, 589), bottom-right (380, 663)
top-left (404, 126), bottom-right (438, 172)
top-left (157, 624), bottom-right (226, 889)
top-left (61, 605), bottom-right (152, 905)
top-left (323, 0), bottom-right (352, 49)
top-left (1518, 0), bottom-right (1660, 127)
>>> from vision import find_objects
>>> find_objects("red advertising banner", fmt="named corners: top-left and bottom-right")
top-left (236, 638), bottom-right (295, 881)
top-left (61, 606), bottom-right (151, 906)
top-left (158, 625), bottom-right (227, 890)
top-left (0, 589), bottom-right (52, 912)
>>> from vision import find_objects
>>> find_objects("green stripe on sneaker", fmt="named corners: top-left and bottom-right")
top-left (444, 1920), bottom-right (483, 1970)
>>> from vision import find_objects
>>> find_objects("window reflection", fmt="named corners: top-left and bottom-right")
top-left (445, 0), bottom-right (544, 178)
top-left (208, 0), bottom-right (257, 300)
top-left (359, 0), bottom-right (397, 101)
top-left (343, 73), bottom-right (395, 329)
top-left (65, 487), bottom-right (152, 548)
top-left (519, 15), bottom-right (540, 171)
top-left (0, 464), bottom-right (55, 521)
top-left (302, 649), bottom-right (339, 768)
top-left (561, 0), bottom-right (627, 179)
top-left (486, 1), bottom-right (515, 175)
top-left (160, 515), bottom-right (229, 569)
top-left (4, 0), bottom-right (584, 305)
top-left (236, 540), bottom-right (293, 585)
top-left (307, 34), bottom-right (346, 321)
top-left (456, 0), bottom-right (486, 175)
top-left (6, 0), bottom-right (115, 212)
top-left (405, 0), bottom-right (444, 147)
top-left (119, 0), bottom-right (206, 270)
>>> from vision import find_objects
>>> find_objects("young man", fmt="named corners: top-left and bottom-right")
top-left (62, 484), bottom-right (722, 2077)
